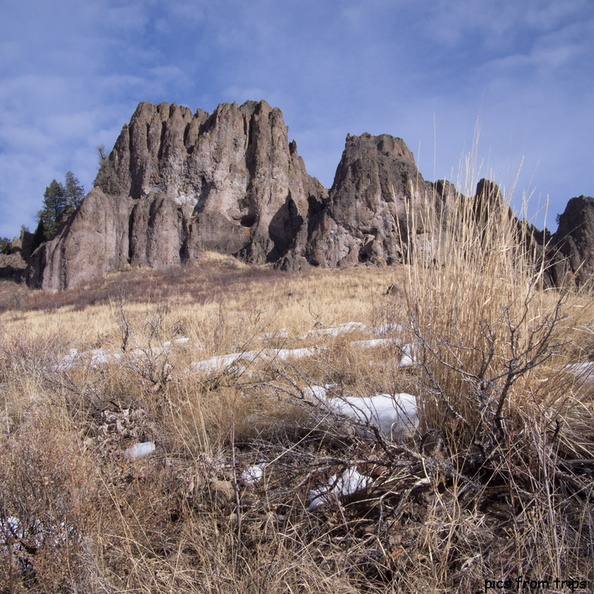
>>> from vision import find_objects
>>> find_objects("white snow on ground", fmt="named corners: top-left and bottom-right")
top-left (189, 350), bottom-right (261, 374)
top-left (303, 384), bottom-right (418, 439)
top-left (1, 517), bottom-right (43, 556)
top-left (188, 335), bottom-right (408, 377)
top-left (69, 348), bottom-right (125, 368)
top-left (53, 346), bottom-right (159, 371)
top-left (1, 516), bottom-right (33, 544)
top-left (565, 362), bottom-right (594, 382)
top-left (241, 463), bottom-right (267, 484)
top-left (399, 343), bottom-right (418, 367)
top-left (162, 337), bottom-right (191, 346)
top-left (262, 329), bottom-right (290, 340)
top-left (188, 346), bottom-right (325, 375)
top-left (305, 322), bottom-right (367, 338)
top-left (266, 346), bottom-right (322, 361)
top-left (1, 516), bottom-right (74, 552)
top-left (52, 338), bottom-right (193, 371)
top-left (50, 323), bottom-right (412, 375)
top-left (350, 338), bottom-right (399, 349)
top-left (124, 441), bottom-right (156, 460)
top-left (323, 392), bottom-right (418, 438)
top-left (307, 467), bottom-right (373, 511)
top-left (266, 322), bottom-right (403, 342)
top-left (372, 323), bottom-right (404, 335)
top-left (302, 384), bottom-right (335, 400)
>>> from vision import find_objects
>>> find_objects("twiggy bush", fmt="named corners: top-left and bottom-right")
top-left (0, 416), bottom-right (101, 592)
top-left (401, 182), bottom-right (569, 444)
top-left (392, 178), bottom-right (594, 583)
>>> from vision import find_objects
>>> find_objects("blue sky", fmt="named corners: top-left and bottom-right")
top-left (1, 0), bottom-right (593, 239)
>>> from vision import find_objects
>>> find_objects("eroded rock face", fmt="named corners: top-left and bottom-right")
top-left (305, 133), bottom-right (445, 267)
top-left (24, 100), bottom-right (593, 290)
top-left (29, 101), bottom-right (325, 290)
top-left (550, 196), bottom-right (594, 286)
top-left (307, 134), bottom-right (425, 266)
top-left (0, 231), bottom-right (34, 282)
top-left (27, 188), bottom-right (131, 290)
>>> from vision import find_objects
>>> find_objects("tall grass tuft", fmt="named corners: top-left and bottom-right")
top-left (394, 171), bottom-right (594, 585)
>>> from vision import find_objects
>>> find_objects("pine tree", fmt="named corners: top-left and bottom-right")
top-left (36, 172), bottom-right (85, 242)
top-left (94, 145), bottom-right (121, 194)
top-left (38, 179), bottom-right (67, 240)
top-left (63, 171), bottom-right (85, 216)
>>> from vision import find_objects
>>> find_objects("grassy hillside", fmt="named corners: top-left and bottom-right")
top-left (1, 220), bottom-right (593, 592)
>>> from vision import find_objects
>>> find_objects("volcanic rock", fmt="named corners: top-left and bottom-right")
top-left (550, 196), bottom-right (594, 286)
top-left (0, 230), bottom-right (35, 282)
top-left (305, 133), bottom-right (441, 267)
top-left (22, 100), bottom-right (593, 290)
top-left (28, 101), bottom-right (325, 290)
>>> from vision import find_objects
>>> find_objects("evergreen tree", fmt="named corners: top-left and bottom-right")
top-left (38, 179), bottom-right (67, 240)
top-left (94, 145), bottom-right (121, 194)
top-left (63, 171), bottom-right (85, 215)
top-left (36, 172), bottom-right (85, 242)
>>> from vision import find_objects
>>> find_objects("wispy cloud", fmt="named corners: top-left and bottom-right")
top-left (0, 0), bottom-right (592, 237)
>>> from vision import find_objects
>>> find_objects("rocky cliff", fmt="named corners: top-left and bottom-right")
top-left (24, 100), bottom-right (593, 290)
top-left (28, 100), bottom-right (325, 290)
top-left (549, 196), bottom-right (594, 286)
top-left (306, 133), bottom-right (433, 267)
top-left (0, 230), bottom-right (34, 282)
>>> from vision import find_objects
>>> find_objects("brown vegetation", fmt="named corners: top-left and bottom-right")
top-left (1, 205), bottom-right (593, 592)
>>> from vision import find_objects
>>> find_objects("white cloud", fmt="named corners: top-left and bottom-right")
top-left (0, 0), bottom-right (591, 238)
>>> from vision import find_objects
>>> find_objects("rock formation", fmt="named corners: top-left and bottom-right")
top-left (306, 133), bottom-right (431, 267)
top-left (28, 100), bottom-right (325, 290)
top-left (0, 230), bottom-right (34, 282)
top-left (20, 99), bottom-right (593, 290)
top-left (549, 196), bottom-right (594, 286)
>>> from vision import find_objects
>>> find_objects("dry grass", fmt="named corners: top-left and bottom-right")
top-left (0, 209), bottom-right (593, 592)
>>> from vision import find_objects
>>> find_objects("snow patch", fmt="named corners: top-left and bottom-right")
top-left (302, 383), bottom-right (337, 400)
top-left (565, 362), bottom-right (594, 382)
top-left (371, 323), bottom-right (404, 336)
top-left (241, 463), bottom-right (267, 484)
top-left (189, 350), bottom-right (260, 374)
top-left (162, 337), bottom-right (190, 346)
top-left (262, 329), bottom-right (290, 339)
top-left (124, 441), bottom-right (156, 460)
top-left (267, 346), bottom-right (321, 361)
top-left (1, 516), bottom-right (75, 553)
top-left (307, 467), bottom-right (373, 510)
top-left (350, 338), bottom-right (399, 349)
top-left (325, 393), bottom-right (418, 438)
top-left (399, 343), bottom-right (419, 368)
top-left (305, 322), bottom-right (367, 338)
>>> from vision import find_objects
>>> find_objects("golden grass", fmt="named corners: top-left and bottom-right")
top-left (0, 218), bottom-right (593, 592)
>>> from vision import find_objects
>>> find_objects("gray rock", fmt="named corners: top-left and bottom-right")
top-left (305, 133), bottom-right (442, 267)
top-left (28, 100), bottom-right (325, 290)
top-left (550, 196), bottom-right (594, 286)
top-left (23, 100), bottom-right (593, 290)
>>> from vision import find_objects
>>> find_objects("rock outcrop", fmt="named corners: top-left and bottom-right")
top-left (549, 196), bottom-right (594, 286)
top-left (305, 133), bottom-right (431, 267)
top-left (22, 99), bottom-right (593, 290)
top-left (28, 100), bottom-right (325, 290)
top-left (0, 230), bottom-right (35, 282)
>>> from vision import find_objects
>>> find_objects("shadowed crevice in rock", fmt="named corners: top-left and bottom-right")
top-left (266, 193), bottom-right (305, 263)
